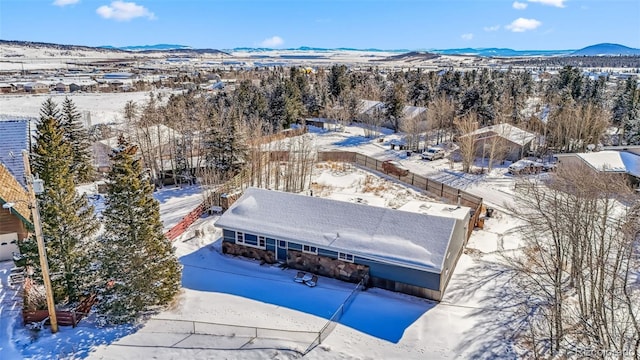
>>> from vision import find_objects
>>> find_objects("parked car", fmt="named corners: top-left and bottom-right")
top-left (382, 160), bottom-right (410, 177)
top-left (508, 159), bottom-right (544, 175)
top-left (421, 147), bottom-right (446, 161)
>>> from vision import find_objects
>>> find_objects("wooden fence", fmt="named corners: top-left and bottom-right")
top-left (165, 202), bottom-right (208, 241)
top-left (22, 279), bottom-right (97, 327)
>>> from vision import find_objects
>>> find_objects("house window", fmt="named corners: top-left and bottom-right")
top-left (302, 245), bottom-right (318, 254)
top-left (236, 233), bottom-right (265, 250)
top-left (338, 252), bottom-right (354, 262)
top-left (278, 240), bottom-right (287, 248)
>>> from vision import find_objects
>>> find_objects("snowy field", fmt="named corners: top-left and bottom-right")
top-left (0, 90), bottom-right (179, 126)
top-left (0, 105), bottom-right (534, 359)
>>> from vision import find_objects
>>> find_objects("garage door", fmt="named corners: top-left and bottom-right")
top-left (0, 233), bottom-right (19, 262)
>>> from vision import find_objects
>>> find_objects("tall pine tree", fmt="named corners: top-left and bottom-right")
top-left (60, 97), bottom-right (94, 183)
top-left (96, 137), bottom-right (181, 323)
top-left (26, 114), bottom-right (100, 305)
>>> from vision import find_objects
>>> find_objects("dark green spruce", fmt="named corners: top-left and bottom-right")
top-left (25, 113), bottom-right (100, 305)
top-left (96, 136), bottom-right (181, 323)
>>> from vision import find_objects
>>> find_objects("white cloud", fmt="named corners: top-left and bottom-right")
top-left (483, 25), bottom-right (500, 32)
top-left (461, 33), bottom-right (474, 41)
top-left (506, 18), bottom-right (542, 32)
top-left (96, 1), bottom-right (155, 21)
top-left (53, 0), bottom-right (79, 6)
top-left (260, 36), bottom-right (284, 48)
top-left (512, 1), bottom-right (528, 9)
top-left (527, 0), bottom-right (566, 8)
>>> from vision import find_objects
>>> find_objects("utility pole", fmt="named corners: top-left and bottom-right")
top-left (22, 150), bottom-right (58, 333)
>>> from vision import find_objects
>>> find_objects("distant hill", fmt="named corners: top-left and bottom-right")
top-left (571, 43), bottom-right (640, 56)
top-left (377, 51), bottom-right (440, 62)
top-left (0, 40), bottom-right (128, 53)
top-left (430, 48), bottom-right (573, 57)
top-left (101, 44), bottom-right (192, 51)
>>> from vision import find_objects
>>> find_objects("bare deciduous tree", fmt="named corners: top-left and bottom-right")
top-left (507, 164), bottom-right (640, 358)
top-left (455, 112), bottom-right (478, 173)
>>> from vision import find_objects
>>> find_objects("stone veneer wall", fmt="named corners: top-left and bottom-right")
top-left (222, 242), bottom-right (276, 263)
top-left (286, 250), bottom-right (369, 283)
top-left (222, 243), bottom-right (369, 284)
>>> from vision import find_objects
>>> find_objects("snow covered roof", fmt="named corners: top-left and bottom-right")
top-left (0, 119), bottom-right (29, 188)
top-left (358, 100), bottom-right (427, 120)
top-left (464, 123), bottom-right (536, 146)
top-left (215, 188), bottom-right (460, 272)
top-left (576, 151), bottom-right (640, 177)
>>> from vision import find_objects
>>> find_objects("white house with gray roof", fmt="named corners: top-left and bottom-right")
top-left (215, 187), bottom-right (470, 300)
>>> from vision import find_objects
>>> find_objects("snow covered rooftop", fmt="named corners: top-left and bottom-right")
top-left (0, 119), bottom-right (29, 188)
top-left (215, 187), bottom-right (461, 272)
top-left (358, 100), bottom-right (427, 120)
top-left (576, 150), bottom-right (640, 177)
top-left (465, 123), bottom-right (536, 146)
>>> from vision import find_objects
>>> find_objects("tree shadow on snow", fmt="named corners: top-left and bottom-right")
top-left (428, 169), bottom-right (487, 190)
top-left (152, 184), bottom-right (202, 205)
top-left (12, 314), bottom-right (138, 359)
top-left (332, 135), bottom-right (374, 147)
top-left (179, 241), bottom-right (433, 343)
top-left (445, 256), bottom-right (529, 359)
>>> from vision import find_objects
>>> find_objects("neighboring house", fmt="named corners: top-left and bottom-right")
top-left (0, 83), bottom-right (14, 94)
top-left (0, 120), bottom-right (32, 261)
top-left (555, 150), bottom-right (640, 186)
top-left (91, 140), bottom-right (115, 173)
top-left (460, 123), bottom-right (537, 162)
top-left (92, 124), bottom-right (183, 174)
top-left (0, 164), bottom-right (31, 261)
top-left (23, 82), bottom-right (49, 94)
top-left (55, 82), bottom-right (70, 93)
top-left (304, 118), bottom-right (343, 131)
top-left (358, 100), bottom-right (427, 121)
top-left (215, 187), bottom-right (471, 301)
top-left (0, 120), bottom-right (30, 188)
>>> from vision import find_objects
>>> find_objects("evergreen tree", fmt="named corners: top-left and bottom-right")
top-left (60, 97), bottom-right (94, 183)
top-left (383, 82), bottom-right (406, 132)
top-left (96, 137), bottom-right (181, 323)
top-left (39, 97), bottom-right (60, 121)
top-left (26, 115), bottom-right (100, 305)
top-left (204, 111), bottom-right (248, 176)
top-left (328, 64), bottom-right (349, 99)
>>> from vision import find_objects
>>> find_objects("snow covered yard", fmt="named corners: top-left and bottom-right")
top-left (84, 162), bottom-right (525, 359)
top-left (0, 124), bottom-right (531, 359)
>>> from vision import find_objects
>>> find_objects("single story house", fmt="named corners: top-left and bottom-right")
top-left (304, 118), bottom-right (343, 131)
top-left (358, 100), bottom-right (427, 122)
top-left (555, 150), bottom-right (640, 186)
top-left (460, 123), bottom-right (536, 162)
top-left (215, 187), bottom-right (471, 301)
top-left (23, 82), bottom-right (49, 94)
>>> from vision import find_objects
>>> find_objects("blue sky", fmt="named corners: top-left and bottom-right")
top-left (0, 0), bottom-right (638, 50)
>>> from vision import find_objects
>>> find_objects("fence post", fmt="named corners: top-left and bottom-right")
top-left (441, 182), bottom-right (444, 197)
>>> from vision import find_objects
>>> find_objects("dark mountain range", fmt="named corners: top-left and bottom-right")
top-left (571, 43), bottom-right (640, 56)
